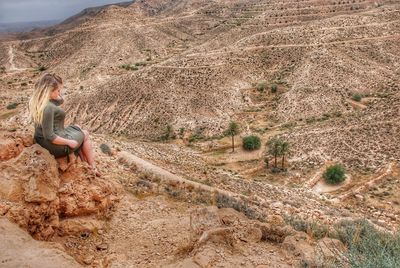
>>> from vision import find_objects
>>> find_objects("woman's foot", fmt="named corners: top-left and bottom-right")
top-left (91, 166), bottom-right (102, 177)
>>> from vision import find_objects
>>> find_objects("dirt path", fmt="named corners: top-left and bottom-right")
top-left (335, 162), bottom-right (396, 201)
top-left (203, 129), bottom-right (283, 166)
top-left (118, 150), bottom-right (251, 201)
top-left (312, 174), bottom-right (352, 194)
top-left (187, 34), bottom-right (400, 57)
top-left (7, 45), bottom-right (31, 72)
top-left (8, 46), bottom-right (16, 71)
top-left (347, 98), bottom-right (367, 110)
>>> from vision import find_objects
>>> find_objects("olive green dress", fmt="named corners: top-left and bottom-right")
top-left (34, 98), bottom-right (84, 158)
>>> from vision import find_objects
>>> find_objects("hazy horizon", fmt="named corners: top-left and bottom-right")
top-left (0, 0), bottom-right (131, 24)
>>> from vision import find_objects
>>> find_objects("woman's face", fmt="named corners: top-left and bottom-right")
top-left (50, 84), bottom-right (62, 100)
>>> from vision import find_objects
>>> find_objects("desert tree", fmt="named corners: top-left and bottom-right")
top-left (224, 121), bottom-right (240, 152)
top-left (267, 137), bottom-right (289, 169)
top-left (267, 137), bottom-right (282, 168)
top-left (280, 141), bottom-right (290, 169)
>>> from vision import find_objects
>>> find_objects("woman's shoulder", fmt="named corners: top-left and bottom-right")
top-left (43, 101), bottom-right (57, 113)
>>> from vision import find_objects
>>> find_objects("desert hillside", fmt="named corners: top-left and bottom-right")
top-left (0, 0), bottom-right (399, 267)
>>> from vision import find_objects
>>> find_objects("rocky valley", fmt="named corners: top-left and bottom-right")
top-left (0, 0), bottom-right (399, 267)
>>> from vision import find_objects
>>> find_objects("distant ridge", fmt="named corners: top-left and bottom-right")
top-left (0, 20), bottom-right (61, 33)
top-left (0, 1), bottom-right (134, 40)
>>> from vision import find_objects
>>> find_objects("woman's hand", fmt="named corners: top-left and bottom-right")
top-left (67, 140), bottom-right (79, 149)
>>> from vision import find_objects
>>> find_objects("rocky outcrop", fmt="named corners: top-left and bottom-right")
top-left (0, 131), bottom-right (33, 161)
top-left (0, 217), bottom-right (82, 268)
top-left (0, 132), bottom-right (121, 240)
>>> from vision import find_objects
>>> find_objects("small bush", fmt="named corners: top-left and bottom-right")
top-left (37, 66), bottom-right (47, 72)
top-left (21, 82), bottom-right (27, 86)
top-left (6, 103), bottom-right (18, 110)
top-left (256, 81), bottom-right (267, 92)
top-left (99, 143), bottom-right (112, 155)
top-left (242, 135), bottom-right (261, 151)
top-left (323, 164), bottom-right (346, 184)
top-left (160, 125), bottom-right (175, 141)
top-left (335, 219), bottom-right (400, 268)
top-left (271, 84), bottom-right (278, 93)
top-left (120, 64), bottom-right (138, 71)
top-left (188, 133), bottom-right (204, 143)
top-left (285, 216), bottom-right (330, 239)
top-left (351, 93), bottom-right (362, 102)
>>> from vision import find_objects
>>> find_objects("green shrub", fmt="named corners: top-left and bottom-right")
top-left (242, 135), bottom-right (261, 151)
top-left (99, 143), bottom-right (112, 155)
top-left (271, 84), bottom-right (278, 93)
top-left (37, 66), bottom-right (47, 72)
top-left (160, 125), bottom-right (175, 141)
top-left (21, 82), bottom-right (27, 86)
top-left (120, 64), bottom-right (138, 71)
top-left (284, 216), bottom-right (330, 239)
top-left (179, 127), bottom-right (185, 136)
top-left (256, 81), bottom-right (267, 92)
top-left (6, 103), bottom-right (18, 110)
top-left (323, 164), bottom-right (345, 184)
top-left (351, 93), bottom-right (362, 102)
top-left (335, 219), bottom-right (400, 268)
top-left (135, 62), bottom-right (147, 67)
top-left (188, 133), bottom-right (204, 143)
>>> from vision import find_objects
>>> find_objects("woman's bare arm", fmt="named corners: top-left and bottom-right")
top-left (51, 136), bottom-right (79, 148)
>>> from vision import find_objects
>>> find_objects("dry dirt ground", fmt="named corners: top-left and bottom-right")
top-left (0, 0), bottom-right (399, 267)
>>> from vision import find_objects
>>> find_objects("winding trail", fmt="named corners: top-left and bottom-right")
top-left (8, 45), bottom-right (30, 72)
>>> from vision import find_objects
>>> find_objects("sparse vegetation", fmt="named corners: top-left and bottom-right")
top-left (99, 143), bottom-right (112, 155)
top-left (242, 135), bottom-right (261, 151)
top-left (120, 64), bottom-right (139, 71)
top-left (188, 133), bottom-right (204, 143)
top-left (351, 93), bottom-right (362, 102)
top-left (188, 128), bottom-right (206, 143)
top-left (285, 217), bottom-right (400, 267)
top-left (21, 82), bottom-right (27, 86)
top-left (160, 124), bottom-right (176, 141)
top-left (323, 164), bottom-right (346, 184)
top-left (266, 137), bottom-right (289, 169)
top-left (271, 83), bottom-right (278, 93)
top-left (120, 62), bottom-right (148, 71)
top-left (216, 193), bottom-right (263, 220)
top-left (284, 216), bottom-right (330, 239)
top-left (37, 66), bottom-right (47, 72)
top-left (256, 80), bottom-right (267, 92)
top-left (224, 121), bottom-right (240, 152)
top-left (6, 103), bottom-right (18, 110)
top-left (178, 127), bottom-right (185, 138)
top-left (335, 219), bottom-right (400, 268)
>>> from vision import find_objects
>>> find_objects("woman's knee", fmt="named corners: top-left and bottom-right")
top-left (83, 130), bottom-right (90, 141)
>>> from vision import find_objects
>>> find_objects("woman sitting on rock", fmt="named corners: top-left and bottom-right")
top-left (29, 73), bottom-right (101, 176)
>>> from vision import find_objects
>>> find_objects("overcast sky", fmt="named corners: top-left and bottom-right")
top-left (0, 0), bottom-right (129, 23)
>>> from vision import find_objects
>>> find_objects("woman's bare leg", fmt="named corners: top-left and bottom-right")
top-left (81, 130), bottom-right (94, 166)
top-left (80, 130), bottom-right (101, 176)
top-left (78, 149), bottom-right (87, 163)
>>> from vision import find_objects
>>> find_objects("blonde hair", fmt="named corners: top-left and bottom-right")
top-left (29, 73), bottom-right (63, 125)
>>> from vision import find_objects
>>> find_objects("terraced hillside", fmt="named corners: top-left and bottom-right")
top-left (1, 1), bottom-right (399, 266)
top-left (1, 0), bottom-right (399, 171)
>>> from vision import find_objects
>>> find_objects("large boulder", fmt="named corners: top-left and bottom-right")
top-left (0, 217), bottom-right (82, 268)
top-left (0, 131), bottom-right (33, 161)
top-left (0, 133), bottom-right (121, 240)
top-left (0, 144), bottom-right (60, 239)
